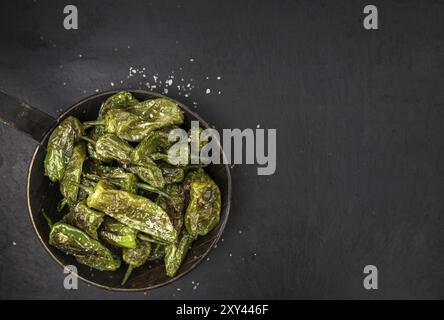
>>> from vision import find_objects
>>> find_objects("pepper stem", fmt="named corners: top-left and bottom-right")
top-left (42, 210), bottom-right (54, 229)
top-left (57, 198), bottom-right (68, 212)
top-left (81, 136), bottom-right (96, 145)
top-left (83, 120), bottom-right (104, 129)
top-left (135, 182), bottom-right (170, 198)
top-left (121, 265), bottom-right (133, 286)
top-left (71, 182), bottom-right (94, 195)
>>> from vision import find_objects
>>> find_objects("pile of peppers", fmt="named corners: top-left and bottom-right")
top-left (44, 91), bottom-right (221, 285)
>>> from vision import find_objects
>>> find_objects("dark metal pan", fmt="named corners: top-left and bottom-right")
top-left (0, 89), bottom-right (231, 291)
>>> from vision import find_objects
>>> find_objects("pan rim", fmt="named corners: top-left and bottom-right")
top-left (26, 89), bottom-right (232, 292)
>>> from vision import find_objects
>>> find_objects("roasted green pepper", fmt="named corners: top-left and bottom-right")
top-left (164, 233), bottom-right (194, 277)
top-left (60, 142), bottom-right (87, 205)
top-left (49, 222), bottom-right (121, 271)
top-left (84, 181), bottom-right (177, 243)
top-left (149, 243), bottom-right (165, 261)
top-left (98, 91), bottom-right (139, 118)
top-left (184, 169), bottom-right (221, 236)
top-left (121, 239), bottom-right (151, 285)
top-left (86, 133), bottom-right (165, 188)
top-left (131, 130), bottom-right (172, 165)
top-left (99, 217), bottom-right (138, 249)
top-left (63, 200), bottom-right (104, 240)
top-left (156, 184), bottom-right (185, 233)
top-left (158, 162), bottom-right (185, 184)
top-left (44, 116), bottom-right (84, 182)
top-left (90, 100), bottom-right (183, 142)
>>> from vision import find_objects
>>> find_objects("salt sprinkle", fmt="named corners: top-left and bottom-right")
top-left (218, 91), bottom-right (221, 95)
top-left (257, 124), bottom-right (260, 128)
top-left (78, 54), bottom-right (83, 58)
top-left (12, 242), bottom-right (16, 246)
top-left (206, 257), bottom-right (210, 261)
top-left (128, 45), bottom-right (131, 49)
top-left (229, 253), bottom-right (232, 257)
top-left (206, 76), bottom-right (209, 80)
top-left (193, 286), bottom-right (198, 290)
top-left (110, 82), bottom-right (114, 86)
top-left (165, 79), bottom-right (173, 86)
top-left (114, 48), bottom-right (118, 52)
top-left (206, 89), bottom-right (211, 94)
top-left (63, 82), bottom-right (66, 86)
top-left (163, 88), bottom-right (168, 94)
top-left (177, 288), bottom-right (181, 291)
top-left (189, 58), bottom-right (194, 62)
top-left (95, 89), bottom-right (99, 92)
top-left (217, 76), bottom-right (221, 80)
top-left (238, 230), bottom-right (243, 234)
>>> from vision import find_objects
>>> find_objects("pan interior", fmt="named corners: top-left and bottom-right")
top-left (27, 90), bottom-right (231, 291)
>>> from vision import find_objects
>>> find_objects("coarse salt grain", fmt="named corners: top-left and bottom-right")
top-left (206, 89), bottom-right (211, 94)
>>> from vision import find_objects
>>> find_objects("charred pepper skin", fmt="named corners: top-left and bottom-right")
top-left (184, 169), bottom-right (221, 236)
top-left (164, 233), bottom-right (194, 277)
top-left (98, 91), bottom-right (139, 118)
top-left (95, 133), bottom-right (133, 164)
top-left (121, 239), bottom-right (152, 285)
top-left (60, 142), bottom-right (87, 205)
top-left (44, 116), bottom-right (84, 182)
top-left (99, 99), bottom-right (184, 142)
top-left (86, 181), bottom-right (178, 244)
top-left (49, 222), bottom-right (121, 271)
top-left (99, 217), bottom-right (138, 249)
top-left (156, 184), bottom-right (185, 233)
top-left (63, 200), bottom-right (104, 240)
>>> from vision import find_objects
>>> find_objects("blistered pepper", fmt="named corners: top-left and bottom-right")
top-left (60, 142), bottom-right (87, 205)
top-left (49, 222), bottom-right (121, 271)
top-left (156, 184), bottom-right (185, 233)
top-left (158, 162), bottom-right (184, 184)
top-left (63, 200), bottom-right (104, 240)
top-left (99, 217), bottom-right (138, 249)
top-left (164, 233), bottom-right (194, 277)
top-left (87, 100), bottom-right (184, 142)
top-left (44, 116), bottom-right (84, 182)
top-left (98, 91), bottom-right (139, 118)
top-left (82, 181), bottom-right (177, 243)
top-left (184, 169), bottom-right (221, 236)
top-left (86, 133), bottom-right (165, 188)
top-left (121, 239), bottom-right (151, 285)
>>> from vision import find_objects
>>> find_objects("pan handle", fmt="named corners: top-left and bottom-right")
top-left (0, 89), bottom-right (57, 142)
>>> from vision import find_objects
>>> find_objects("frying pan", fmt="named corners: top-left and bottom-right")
top-left (0, 89), bottom-right (231, 291)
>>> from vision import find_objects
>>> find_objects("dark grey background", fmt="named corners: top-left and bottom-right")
top-left (1, 0), bottom-right (444, 299)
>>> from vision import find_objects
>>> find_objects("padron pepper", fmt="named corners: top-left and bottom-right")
top-left (83, 171), bottom-right (168, 197)
top-left (121, 239), bottom-right (151, 285)
top-left (87, 100), bottom-right (184, 142)
top-left (49, 222), bottom-right (121, 271)
top-left (164, 233), bottom-right (194, 277)
top-left (63, 200), bottom-right (104, 240)
top-left (149, 243), bottom-right (165, 261)
top-left (81, 181), bottom-right (178, 243)
top-left (98, 91), bottom-right (139, 118)
top-left (156, 184), bottom-right (185, 233)
top-left (184, 169), bottom-right (221, 237)
top-left (44, 116), bottom-right (84, 182)
top-left (99, 217), bottom-right (138, 249)
top-left (60, 142), bottom-right (87, 205)
top-left (86, 133), bottom-right (165, 188)
top-left (158, 162), bottom-right (185, 184)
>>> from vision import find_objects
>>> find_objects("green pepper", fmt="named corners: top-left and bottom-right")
top-left (84, 181), bottom-right (178, 243)
top-left (99, 217), bottom-right (138, 249)
top-left (63, 200), bottom-right (104, 240)
top-left (86, 133), bottom-right (165, 189)
top-left (98, 91), bottom-right (139, 118)
top-left (94, 133), bottom-right (133, 164)
top-left (184, 169), bottom-right (221, 236)
top-left (131, 130), bottom-right (172, 166)
top-left (89, 100), bottom-right (184, 142)
top-left (164, 233), bottom-right (194, 277)
top-left (60, 142), bottom-right (87, 205)
top-left (86, 125), bottom-right (107, 162)
top-left (156, 184), bottom-right (185, 233)
top-left (49, 222), bottom-right (121, 271)
top-left (125, 164), bottom-right (165, 189)
top-left (44, 116), bottom-right (84, 182)
top-left (127, 98), bottom-right (184, 123)
top-left (121, 239), bottom-right (151, 285)
top-left (158, 162), bottom-right (184, 184)
top-left (83, 163), bottom-right (168, 197)
top-left (77, 177), bottom-right (96, 202)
